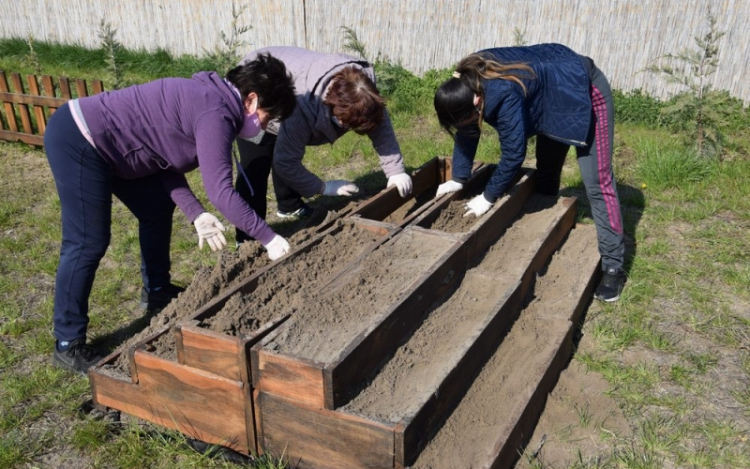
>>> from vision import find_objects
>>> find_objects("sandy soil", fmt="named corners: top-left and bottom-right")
top-left (411, 225), bottom-right (620, 469)
top-left (265, 228), bottom-right (457, 363)
top-left (99, 212), bottom-right (343, 377)
top-left (341, 195), bottom-right (570, 423)
top-left (202, 220), bottom-right (384, 336)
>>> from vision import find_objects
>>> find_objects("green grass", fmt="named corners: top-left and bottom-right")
top-left (2, 38), bottom-right (750, 468)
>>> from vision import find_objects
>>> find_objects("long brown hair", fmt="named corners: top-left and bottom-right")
top-left (435, 53), bottom-right (535, 135)
top-left (323, 66), bottom-right (385, 134)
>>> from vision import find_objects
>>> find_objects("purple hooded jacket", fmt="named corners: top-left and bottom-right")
top-left (77, 71), bottom-right (275, 245)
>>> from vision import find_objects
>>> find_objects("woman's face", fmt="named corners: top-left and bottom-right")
top-left (244, 92), bottom-right (272, 130)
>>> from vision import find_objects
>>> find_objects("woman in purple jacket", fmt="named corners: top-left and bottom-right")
top-left (433, 44), bottom-right (626, 302)
top-left (44, 53), bottom-right (295, 373)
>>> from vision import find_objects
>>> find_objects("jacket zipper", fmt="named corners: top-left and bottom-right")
top-left (543, 133), bottom-right (587, 146)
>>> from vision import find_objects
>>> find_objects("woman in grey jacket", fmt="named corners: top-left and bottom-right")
top-left (233, 46), bottom-right (413, 244)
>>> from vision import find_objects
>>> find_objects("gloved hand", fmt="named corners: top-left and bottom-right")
top-left (323, 180), bottom-right (360, 196)
top-left (387, 173), bottom-right (413, 198)
top-left (263, 234), bottom-right (290, 261)
top-left (435, 180), bottom-right (463, 199)
top-left (463, 193), bottom-right (493, 218)
top-left (193, 212), bottom-right (227, 251)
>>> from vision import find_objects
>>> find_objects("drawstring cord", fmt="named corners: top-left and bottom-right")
top-left (233, 147), bottom-right (254, 197)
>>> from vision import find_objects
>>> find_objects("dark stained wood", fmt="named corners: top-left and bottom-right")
top-left (0, 91), bottom-right (67, 108)
top-left (258, 392), bottom-right (395, 469)
top-left (350, 156), bottom-right (441, 222)
top-left (179, 323), bottom-right (243, 380)
top-left (58, 77), bottom-right (72, 100)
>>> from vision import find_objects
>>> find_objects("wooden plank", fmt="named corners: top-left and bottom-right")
top-left (92, 79), bottom-right (104, 94)
top-left (75, 78), bottom-right (88, 98)
top-left (26, 75), bottom-right (47, 135)
top-left (10, 73), bottom-right (33, 135)
top-left (0, 72), bottom-right (19, 132)
top-left (0, 130), bottom-right (43, 146)
top-left (394, 197), bottom-right (577, 466)
top-left (92, 350), bottom-right (250, 455)
top-left (254, 349), bottom-right (327, 409)
top-left (179, 313), bottom-right (291, 381)
top-left (179, 323), bottom-right (243, 380)
top-left (0, 91), bottom-right (68, 108)
top-left (59, 78), bottom-right (72, 100)
top-left (258, 392), bottom-right (395, 469)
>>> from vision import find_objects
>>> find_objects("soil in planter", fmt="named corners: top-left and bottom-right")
top-left (340, 195), bottom-right (568, 423)
top-left (265, 228), bottom-right (456, 363)
top-left (381, 188), bottom-right (437, 224)
top-left (422, 188), bottom-right (489, 233)
top-left (98, 212), bottom-right (341, 378)
top-left (411, 225), bottom-right (599, 469)
top-left (201, 220), bottom-right (385, 336)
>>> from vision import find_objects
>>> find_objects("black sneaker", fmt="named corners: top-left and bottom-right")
top-left (52, 339), bottom-right (104, 374)
top-left (594, 268), bottom-right (626, 302)
top-left (140, 284), bottom-right (185, 311)
top-left (276, 203), bottom-right (314, 219)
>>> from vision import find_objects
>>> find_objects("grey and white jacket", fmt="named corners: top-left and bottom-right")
top-left (240, 46), bottom-right (405, 197)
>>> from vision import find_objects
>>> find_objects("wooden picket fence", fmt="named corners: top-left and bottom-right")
top-left (0, 71), bottom-right (104, 147)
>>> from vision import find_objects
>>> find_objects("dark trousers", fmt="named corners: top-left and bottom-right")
top-left (45, 104), bottom-right (175, 342)
top-left (535, 66), bottom-right (625, 272)
top-left (234, 133), bottom-right (304, 242)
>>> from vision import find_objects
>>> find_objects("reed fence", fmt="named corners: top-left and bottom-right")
top-left (0, 71), bottom-right (103, 146)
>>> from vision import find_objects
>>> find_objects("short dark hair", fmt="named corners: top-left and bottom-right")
top-left (226, 53), bottom-right (296, 120)
top-left (323, 66), bottom-right (384, 134)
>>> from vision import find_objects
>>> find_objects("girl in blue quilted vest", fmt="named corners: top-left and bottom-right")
top-left (434, 43), bottom-right (626, 302)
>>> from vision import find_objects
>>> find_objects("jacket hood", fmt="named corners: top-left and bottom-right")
top-left (192, 71), bottom-right (244, 128)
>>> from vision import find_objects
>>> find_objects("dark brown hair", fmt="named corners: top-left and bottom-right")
top-left (323, 66), bottom-right (384, 134)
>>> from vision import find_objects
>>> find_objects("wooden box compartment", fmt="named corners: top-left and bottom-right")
top-left (251, 167), bottom-right (538, 414)
top-left (254, 196), bottom-right (578, 468)
top-left (349, 156), bottom-right (484, 226)
top-left (89, 216), bottom-right (398, 455)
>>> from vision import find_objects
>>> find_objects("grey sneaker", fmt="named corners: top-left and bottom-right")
top-left (276, 203), bottom-right (314, 219)
top-left (52, 339), bottom-right (104, 374)
top-left (594, 268), bottom-right (626, 302)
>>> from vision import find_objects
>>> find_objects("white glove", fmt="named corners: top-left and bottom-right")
top-left (435, 180), bottom-right (463, 199)
top-left (323, 180), bottom-right (360, 196)
top-left (193, 212), bottom-right (227, 251)
top-left (387, 172), bottom-right (413, 198)
top-left (464, 193), bottom-right (493, 218)
top-left (264, 234), bottom-right (290, 261)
